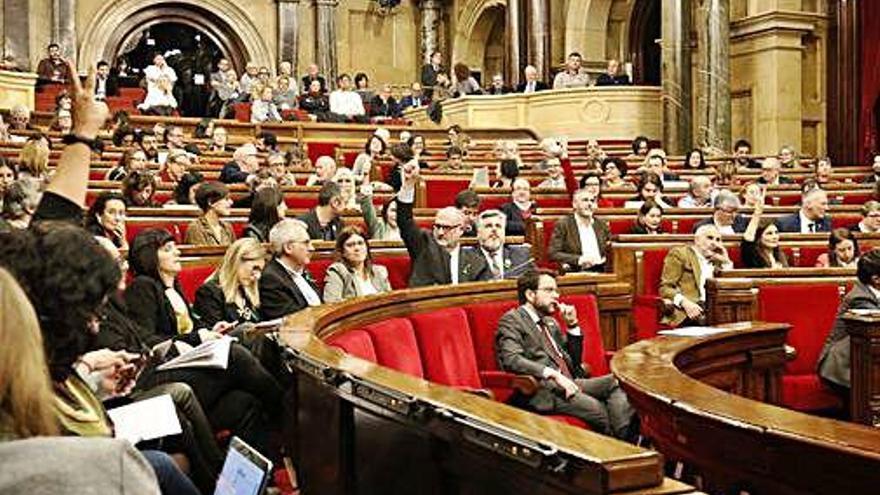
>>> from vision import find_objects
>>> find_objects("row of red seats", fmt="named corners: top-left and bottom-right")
top-left (325, 295), bottom-right (610, 428)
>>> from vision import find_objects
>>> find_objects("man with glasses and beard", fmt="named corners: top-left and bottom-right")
top-left (495, 269), bottom-right (636, 440)
top-left (467, 209), bottom-right (533, 280)
top-left (396, 159), bottom-right (484, 287)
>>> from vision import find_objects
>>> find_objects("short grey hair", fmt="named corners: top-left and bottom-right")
top-left (712, 189), bottom-right (740, 210)
top-left (269, 219), bottom-right (309, 255)
top-left (2, 178), bottom-right (42, 220)
top-left (476, 209), bottom-right (506, 229)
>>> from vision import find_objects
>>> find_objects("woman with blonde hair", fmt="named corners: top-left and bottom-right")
top-left (0, 267), bottom-right (58, 438)
top-left (193, 238), bottom-right (267, 328)
top-left (17, 140), bottom-right (50, 182)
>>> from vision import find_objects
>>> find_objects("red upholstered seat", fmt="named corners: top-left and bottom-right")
top-left (464, 300), bottom-right (519, 372)
top-left (376, 256), bottom-right (412, 290)
top-left (409, 308), bottom-right (482, 389)
top-left (306, 142), bottom-right (338, 165)
top-left (425, 180), bottom-right (470, 208)
top-left (758, 284), bottom-right (843, 411)
top-left (284, 195), bottom-right (318, 209)
top-left (310, 259), bottom-right (333, 290)
top-left (641, 248), bottom-right (671, 296)
top-left (674, 217), bottom-right (699, 234)
top-left (362, 318), bottom-right (424, 378)
top-left (179, 264), bottom-right (216, 303)
top-left (557, 295), bottom-right (609, 376)
top-left (609, 219), bottom-right (636, 235)
top-left (233, 103), bottom-right (252, 122)
top-left (127, 222), bottom-right (182, 244)
top-left (326, 330), bottom-right (377, 362)
top-left (795, 246), bottom-right (827, 267)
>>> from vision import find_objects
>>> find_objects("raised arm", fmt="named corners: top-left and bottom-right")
top-left (742, 191), bottom-right (765, 242)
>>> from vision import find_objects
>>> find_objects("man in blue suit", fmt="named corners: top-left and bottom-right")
top-left (399, 82), bottom-right (429, 109)
top-left (775, 188), bottom-right (832, 233)
top-left (466, 209), bottom-right (534, 280)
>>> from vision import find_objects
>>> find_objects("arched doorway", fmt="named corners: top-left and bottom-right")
top-left (628, 0), bottom-right (660, 85)
top-left (117, 22), bottom-right (225, 117)
top-left (79, 0), bottom-right (273, 75)
top-left (453, 0), bottom-right (507, 84)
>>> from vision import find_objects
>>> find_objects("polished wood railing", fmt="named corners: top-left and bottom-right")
top-left (275, 274), bottom-right (697, 495)
top-left (613, 323), bottom-right (880, 494)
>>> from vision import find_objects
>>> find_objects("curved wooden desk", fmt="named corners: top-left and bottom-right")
top-left (277, 274), bottom-right (696, 494)
top-left (612, 322), bottom-right (880, 494)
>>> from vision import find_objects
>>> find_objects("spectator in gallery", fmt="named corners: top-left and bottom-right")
top-left (452, 63), bottom-right (482, 97)
top-left (209, 58), bottom-right (239, 118)
top-left (486, 74), bottom-right (512, 95)
top-left (400, 82), bottom-right (428, 108)
top-left (94, 61), bottom-right (119, 101)
top-left (36, 43), bottom-right (71, 85)
top-left (354, 72), bottom-right (373, 104)
top-left (370, 84), bottom-right (403, 119)
top-left (553, 52), bottom-right (590, 89)
top-left (595, 59), bottom-right (631, 86)
top-left (815, 228), bottom-right (860, 268)
top-left (273, 76), bottom-right (299, 111)
top-left (517, 65), bottom-right (549, 93)
top-left (251, 86), bottom-right (283, 123)
top-left (139, 53), bottom-right (178, 115)
top-left (330, 73), bottom-right (367, 121)
top-left (734, 139), bottom-right (760, 169)
top-left (421, 50), bottom-right (445, 99)
top-left (299, 79), bottom-right (331, 120)
top-left (277, 61), bottom-right (298, 93)
top-left (862, 153), bottom-right (880, 184)
top-left (778, 144), bottom-right (800, 168)
top-left (301, 63), bottom-right (327, 93)
top-left (238, 63), bottom-right (260, 99)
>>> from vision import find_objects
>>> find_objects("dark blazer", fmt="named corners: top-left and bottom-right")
top-left (258, 258), bottom-right (321, 320)
top-left (242, 223), bottom-right (270, 243)
top-left (298, 209), bottom-right (343, 241)
top-left (516, 81), bottom-right (549, 93)
top-left (420, 64), bottom-right (444, 92)
top-left (399, 95), bottom-right (429, 109)
top-left (193, 279), bottom-right (261, 329)
top-left (219, 161), bottom-right (248, 184)
top-left (595, 74), bottom-right (631, 86)
top-left (496, 306), bottom-right (585, 411)
top-left (369, 95), bottom-right (402, 118)
top-left (818, 281), bottom-right (879, 388)
top-left (693, 215), bottom-right (750, 234)
top-left (398, 199), bottom-right (486, 287)
top-left (774, 213), bottom-right (832, 233)
top-left (499, 201), bottom-right (534, 236)
top-left (299, 93), bottom-right (330, 114)
top-left (123, 276), bottom-right (199, 346)
top-left (95, 74), bottom-right (119, 98)
top-left (301, 75), bottom-right (327, 93)
top-left (464, 245), bottom-right (534, 280)
top-left (486, 86), bottom-right (512, 95)
top-left (758, 175), bottom-right (794, 185)
top-left (548, 214), bottom-right (610, 272)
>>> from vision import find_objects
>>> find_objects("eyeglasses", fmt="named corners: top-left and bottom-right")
top-left (536, 287), bottom-right (559, 294)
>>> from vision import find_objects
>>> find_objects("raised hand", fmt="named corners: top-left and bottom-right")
top-left (67, 60), bottom-right (108, 140)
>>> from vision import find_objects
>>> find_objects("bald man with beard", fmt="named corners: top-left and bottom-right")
top-left (397, 159), bottom-right (486, 287)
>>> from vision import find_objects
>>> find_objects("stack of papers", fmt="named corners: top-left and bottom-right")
top-left (107, 394), bottom-right (182, 444)
top-left (156, 337), bottom-right (232, 371)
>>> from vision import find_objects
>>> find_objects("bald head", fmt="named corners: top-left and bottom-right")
top-left (694, 224), bottom-right (723, 258)
top-left (433, 207), bottom-right (465, 249)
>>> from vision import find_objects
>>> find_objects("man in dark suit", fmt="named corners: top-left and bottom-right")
top-left (861, 154), bottom-right (880, 184)
top-left (301, 63), bottom-right (327, 93)
top-left (757, 157), bottom-right (794, 185)
top-left (693, 190), bottom-right (750, 234)
top-left (397, 161), bottom-right (485, 287)
top-left (259, 219), bottom-right (322, 320)
top-left (486, 74), bottom-right (512, 95)
top-left (594, 59), bottom-right (631, 86)
top-left (420, 51), bottom-right (445, 99)
top-left (369, 84), bottom-right (402, 119)
top-left (465, 209), bottom-right (534, 280)
top-left (495, 269), bottom-right (636, 439)
top-left (298, 182), bottom-right (345, 241)
top-left (818, 250), bottom-right (880, 393)
top-left (94, 61), bottom-right (119, 101)
top-left (548, 189), bottom-right (610, 272)
top-left (516, 65), bottom-right (549, 93)
top-left (775, 188), bottom-right (832, 233)
top-left (399, 82), bottom-right (429, 109)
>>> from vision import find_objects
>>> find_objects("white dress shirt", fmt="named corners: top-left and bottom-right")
top-left (691, 246), bottom-right (714, 302)
top-left (329, 90), bottom-right (365, 116)
top-left (279, 260), bottom-right (322, 306)
top-left (449, 245), bottom-right (460, 285)
top-left (799, 210), bottom-right (817, 233)
top-left (481, 247), bottom-right (505, 279)
top-left (575, 217), bottom-right (602, 264)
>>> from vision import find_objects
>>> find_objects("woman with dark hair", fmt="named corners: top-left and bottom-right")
top-left (243, 187), bottom-right (286, 242)
top-left (629, 136), bottom-right (650, 158)
top-left (629, 172), bottom-right (670, 208)
top-left (185, 181), bottom-right (235, 246)
top-left (685, 148), bottom-right (706, 169)
top-left (1, 179), bottom-right (41, 230)
top-left (452, 63), bottom-right (481, 97)
top-left (122, 170), bottom-right (160, 207)
top-left (106, 148), bottom-right (148, 181)
top-left (601, 157), bottom-right (629, 188)
top-left (323, 226), bottom-right (391, 303)
top-left (85, 191), bottom-right (128, 249)
top-left (491, 158), bottom-right (520, 188)
top-left (0, 157), bottom-right (18, 210)
top-left (630, 200), bottom-right (663, 234)
top-left (352, 134), bottom-right (387, 184)
top-left (354, 72), bottom-right (373, 104)
top-left (579, 170), bottom-right (613, 207)
top-left (358, 185), bottom-right (400, 241)
top-left (123, 229), bottom-right (284, 467)
top-left (170, 171), bottom-right (204, 206)
top-left (741, 196), bottom-right (788, 268)
top-left (816, 228), bottom-right (859, 268)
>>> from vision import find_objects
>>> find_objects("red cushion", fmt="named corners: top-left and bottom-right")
top-left (306, 142), bottom-right (338, 166)
top-left (310, 259), bottom-right (333, 291)
top-left (409, 308), bottom-right (481, 389)
top-left (463, 300), bottom-right (520, 372)
top-left (362, 318), bottom-right (424, 378)
top-left (179, 264), bottom-right (216, 303)
top-left (233, 103), bottom-right (252, 122)
top-left (545, 415), bottom-right (588, 428)
top-left (758, 284), bottom-right (840, 375)
top-left (557, 295), bottom-right (609, 376)
top-left (609, 219), bottom-right (635, 235)
top-left (425, 180), bottom-right (470, 208)
top-left (795, 246), bottom-right (826, 267)
top-left (640, 248), bottom-right (670, 296)
top-left (373, 256), bottom-right (411, 290)
top-left (326, 329), bottom-right (377, 362)
top-left (284, 195), bottom-right (318, 209)
top-left (674, 217), bottom-right (699, 234)
top-left (782, 374), bottom-right (843, 412)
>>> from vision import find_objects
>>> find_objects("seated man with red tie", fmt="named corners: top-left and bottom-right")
top-left (495, 269), bottom-right (636, 439)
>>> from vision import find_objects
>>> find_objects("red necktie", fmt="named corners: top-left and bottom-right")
top-left (538, 320), bottom-right (572, 378)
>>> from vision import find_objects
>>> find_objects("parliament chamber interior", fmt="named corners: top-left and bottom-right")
top-left (1, 0), bottom-right (880, 494)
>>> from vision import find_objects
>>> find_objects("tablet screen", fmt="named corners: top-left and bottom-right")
top-left (214, 437), bottom-right (271, 495)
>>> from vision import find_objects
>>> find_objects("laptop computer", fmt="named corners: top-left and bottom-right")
top-left (214, 436), bottom-right (273, 495)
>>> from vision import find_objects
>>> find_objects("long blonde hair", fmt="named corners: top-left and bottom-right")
top-left (0, 268), bottom-right (59, 438)
top-left (17, 141), bottom-right (50, 179)
top-left (216, 238), bottom-right (267, 309)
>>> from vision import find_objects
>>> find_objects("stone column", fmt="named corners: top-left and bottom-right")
top-left (315, 0), bottom-right (338, 87)
top-left (277, 0), bottom-right (301, 74)
top-left (419, 0), bottom-right (442, 65)
top-left (695, 0), bottom-right (731, 153)
top-left (527, 0), bottom-right (550, 83)
top-left (4, 0), bottom-right (30, 69)
top-left (506, 0), bottom-right (523, 87)
top-left (52, 0), bottom-right (76, 64)
top-left (661, 0), bottom-right (692, 154)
